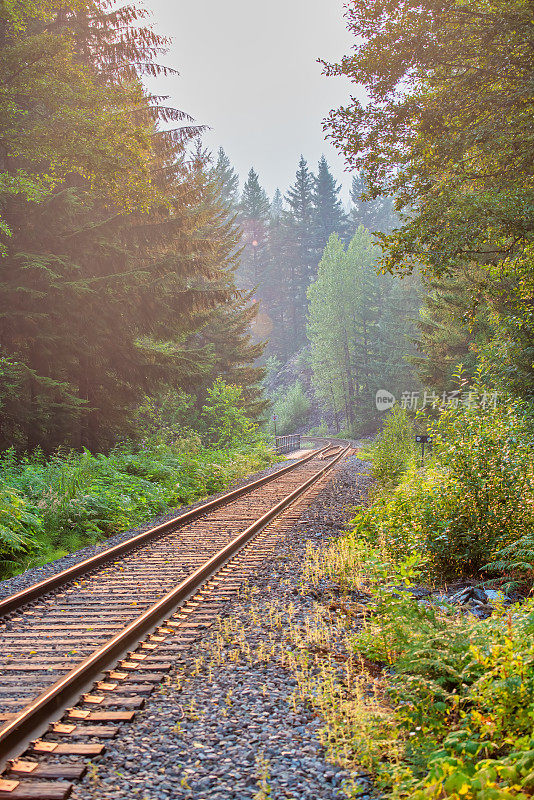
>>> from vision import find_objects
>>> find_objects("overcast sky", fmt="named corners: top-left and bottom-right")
top-left (145, 0), bottom-right (361, 203)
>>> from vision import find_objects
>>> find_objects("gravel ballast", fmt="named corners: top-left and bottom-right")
top-left (71, 453), bottom-right (373, 800)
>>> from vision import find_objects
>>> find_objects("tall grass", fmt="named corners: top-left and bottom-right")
top-left (0, 437), bottom-right (275, 578)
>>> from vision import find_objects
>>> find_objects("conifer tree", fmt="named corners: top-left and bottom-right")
top-left (239, 168), bottom-right (270, 223)
top-left (313, 156), bottom-right (349, 255)
top-left (238, 168), bottom-right (270, 289)
top-left (151, 145), bottom-right (268, 423)
top-left (195, 289), bottom-right (268, 419)
top-left (262, 190), bottom-right (291, 357)
top-left (350, 173), bottom-right (397, 234)
top-left (270, 189), bottom-right (284, 223)
top-left (211, 148), bottom-right (240, 209)
top-left (0, 0), bottom-right (164, 248)
top-left (284, 156), bottom-right (316, 346)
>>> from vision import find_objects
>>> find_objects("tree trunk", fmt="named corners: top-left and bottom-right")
top-left (78, 355), bottom-right (99, 451)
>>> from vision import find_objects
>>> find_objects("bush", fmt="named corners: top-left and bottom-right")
top-left (200, 379), bottom-right (259, 448)
top-left (307, 423), bottom-right (329, 435)
top-left (360, 398), bottom-right (534, 580)
top-left (270, 381), bottom-right (310, 435)
top-left (370, 406), bottom-right (418, 485)
top-left (430, 399), bottom-right (534, 579)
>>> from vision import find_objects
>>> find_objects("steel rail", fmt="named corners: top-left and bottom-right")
top-left (0, 445), bottom-right (350, 767)
top-left (318, 444), bottom-right (341, 458)
top-left (0, 445), bottom-right (330, 619)
top-left (303, 436), bottom-right (353, 447)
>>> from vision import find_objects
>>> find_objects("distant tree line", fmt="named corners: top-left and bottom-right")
top-left (212, 149), bottom-right (418, 434)
top-left (212, 149), bottom-right (399, 361)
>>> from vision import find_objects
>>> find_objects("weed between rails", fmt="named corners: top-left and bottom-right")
top-left (254, 753), bottom-right (273, 799)
top-left (186, 579), bottom-right (379, 797)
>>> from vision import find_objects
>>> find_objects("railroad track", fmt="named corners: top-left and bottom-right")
top-left (0, 443), bottom-right (352, 798)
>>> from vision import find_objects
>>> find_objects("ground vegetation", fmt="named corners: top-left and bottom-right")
top-left (0, 381), bottom-right (274, 577)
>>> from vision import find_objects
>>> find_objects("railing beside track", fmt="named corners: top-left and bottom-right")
top-left (275, 434), bottom-right (301, 454)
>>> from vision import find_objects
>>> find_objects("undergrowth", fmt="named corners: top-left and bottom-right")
top-left (0, 378), bottom-right (277, 578)
top-left (362, 399), bottom-right (534, 586)
top-left (0, 437), bottom-right (275, 579)
top-left (297, 393), bottom-right (534, 798)
top-left (301, 537), bottom-right (534, 799)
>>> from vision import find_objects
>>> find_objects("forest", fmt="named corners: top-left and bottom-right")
top-left (0, 0), bottom-right (422, 575)
top-left (0, 0), bottom-right (532, 565)
top-left (1, 0), bottom-right (534, 796)
top-left (0, 0), bottom-right (419, 450)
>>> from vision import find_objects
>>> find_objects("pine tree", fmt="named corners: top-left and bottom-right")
top-left (195, 289), bottom-right (268, 419)
top-left (237, 168), bottom-right (271, 289)
top-left (284, 156), bottom-right (316, 346)
top-left (240, 168), bottom-right (270, 223)
top-left (313, 156), bottom-right (349, 256)
top-left (0, 0), bottom-right (165, 249)
top-left (270, 189), bottom-right (284, 224)
top-left (161, 146), bottom-right (268, 421)
top-left (262, 189), bottom-right (291, 358)
top-left (211, 147), bottom-right (240, 209)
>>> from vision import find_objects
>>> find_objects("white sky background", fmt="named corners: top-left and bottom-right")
top-left (144, 0), bottom-right (361, 204)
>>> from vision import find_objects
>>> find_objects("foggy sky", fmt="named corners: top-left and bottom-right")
top-left (145, 0), bottom-right (361, 203)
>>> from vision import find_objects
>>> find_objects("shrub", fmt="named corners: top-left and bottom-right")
top-left (358, 397), bottom-right (534, 580)
top-left (308, 534), bottom-right (534, 798)
top-left (429, 399), bottom-right (534, 579)
top-left (200, 379), bottom-right (258, 448)
top-left (307, 423), bottom-right (329, 435)
top-left (370, 406), bottom-right (417, 486)
top-left (356, 577), bottom-right (534, 798)
top-left (270, 381), bottom-right (310, 435)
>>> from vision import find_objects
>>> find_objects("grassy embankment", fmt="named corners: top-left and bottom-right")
top-left (295, 398), bottom-right (534, 799)
top-left (0, 436), bottom-right (276, 580)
